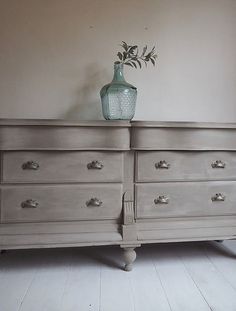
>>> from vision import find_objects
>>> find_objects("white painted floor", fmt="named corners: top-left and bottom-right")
top-left (1, 240), bottom-right (236, 311)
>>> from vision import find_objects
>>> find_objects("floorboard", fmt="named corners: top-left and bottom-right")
top-left (127, 248), bottom-right (172, 311)
top-left (150, 244), bottom-right (211, 311)
top-left (178, 242), bottom-right (236, 311)
top-left (0, 241), bottom-right (236, 311)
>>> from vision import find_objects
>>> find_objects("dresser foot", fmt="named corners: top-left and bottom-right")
top-left (215, 240), bottom-right (224, 243)
top-left (122, 247), bottom-right (137, 271)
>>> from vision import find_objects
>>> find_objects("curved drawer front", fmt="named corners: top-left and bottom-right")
top-left (0, 125), bottom-right (130, 150)
top-left (136, 151), bottom-right (236, 182)
top-left (136, 181), bottom-right (236, 219)
top-left (3, 151), bottom-right (123, 183)
top-left (1, 184), bottom-right (123, 223)
top-left (131, 127), bottom-right (236, 150)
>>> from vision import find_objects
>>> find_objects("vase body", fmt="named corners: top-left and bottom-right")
top-left (100, 62), bottom-right (137, 120)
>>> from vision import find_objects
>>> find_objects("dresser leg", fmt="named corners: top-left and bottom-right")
top-left (122, 247), bottom-right (137, 271)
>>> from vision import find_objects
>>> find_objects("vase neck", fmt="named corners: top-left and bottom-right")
top-left (112, 62), bottom-right (126, 82)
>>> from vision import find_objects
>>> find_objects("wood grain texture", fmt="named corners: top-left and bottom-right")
top-left (0, 126), bottom-right (130, 150)
top-left (151, 246), bottom-right (212, 311)
top-left (136, 151), bottom-right (236, 182)
top-left (131, 127), bottom-right (236, 150)
top-left (0, 119), bottom-right (236, 270)
top-left (136, 181), bottom-right (236, 218)
top-left (131, 120), bottom-right (236, 128)
top-left (1, 243), bottom-right (236, 310)
top-left (3, 151), bottom-right (124, 183)
top-left (0, 221), bottom-right (122, 248)
top-left (178, 243), bottom-right (236, 310)
top-left (0, 119), bottom-right (131, 127)
top-left (1, 184), bottom-right (123, 223)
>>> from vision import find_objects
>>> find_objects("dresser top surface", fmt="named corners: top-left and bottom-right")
top-left (0, 119), bottom-right (130, 127)
top-left (131, 121), bottom-right (236, 129)
top-left (0, 119), bottom-right (236, 129)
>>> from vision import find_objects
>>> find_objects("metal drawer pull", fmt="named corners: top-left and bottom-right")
top-left (87, 160), bottom-right (104, 170)
top-left (155, 160), bottom-right (170, 169)
top-left (86, 198), bottom-right (103, 207)
top-left (154, 195), bottom-right (169, 204)
top-left (22, 161), bottom-right (40, 170)
top-left (21, 199), bottom-right (39, 208)
top-left (211, 193), bottom-right (225, 202)
top-left (211, 160), bottom-right (226, 169)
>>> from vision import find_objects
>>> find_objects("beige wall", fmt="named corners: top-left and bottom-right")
top-left (0, 0), bottom-right (235, 121)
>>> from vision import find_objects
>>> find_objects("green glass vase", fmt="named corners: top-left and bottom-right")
top-left (100, 62), bottom-right (137, 120)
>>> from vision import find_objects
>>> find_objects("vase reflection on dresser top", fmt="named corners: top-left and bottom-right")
top-left (100, 62), bottom-right (137, 120)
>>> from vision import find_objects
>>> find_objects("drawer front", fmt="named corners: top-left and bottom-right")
top-left (0, 125), bottom-right (130, 150)
top-left (3, 151), bottom-right (123, 183)
top-left (136, 181), bottom-right (236, 218)
top-left (131, 127), bottom-right (236, 150)
top-left (136, 151), bottom-right (236, 182)
top-left (1, 184), bottom-right (123, 222)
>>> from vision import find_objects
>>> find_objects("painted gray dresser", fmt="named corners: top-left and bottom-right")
top-left (1, 119), bottom-right (236, 271)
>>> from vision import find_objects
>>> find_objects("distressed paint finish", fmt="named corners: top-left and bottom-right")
top-left (0, 120), bottom-right (236, 271)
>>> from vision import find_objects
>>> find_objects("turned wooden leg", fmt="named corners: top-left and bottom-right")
top-left (123, 247), bottom-right (137, 271)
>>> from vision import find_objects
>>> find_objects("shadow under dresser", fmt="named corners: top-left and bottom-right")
top-left (1, 119), bottom-right (236, 271)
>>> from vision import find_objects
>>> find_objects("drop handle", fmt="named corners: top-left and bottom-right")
top-left (22, 161), bottom-right (40, 170)
top-left (86, 198), bottom-right (103, 207)
top-left (211, 160), bottom-right (226, 169)
top-left (211, 193), bottom-right (225, 202)
top-left (155, 160), bottom-right (170, 169)
top-left (87, 160), bottom-right (104, 170)
top-left (154, 195), bottom-right (169, 205)
top-left (21, 199), bottom-right (39, 208)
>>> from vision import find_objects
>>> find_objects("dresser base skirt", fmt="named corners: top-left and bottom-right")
top-left (1, 216), bottom-right (235, 272)
top-left (0, 221), bottom-right (123, 249)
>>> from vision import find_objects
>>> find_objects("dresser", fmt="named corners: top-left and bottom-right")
top-left (1, 119), bottom-right (236, 271)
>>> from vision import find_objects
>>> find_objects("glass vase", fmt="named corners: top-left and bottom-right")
top-left (100, 62), bottom-right (137, 120)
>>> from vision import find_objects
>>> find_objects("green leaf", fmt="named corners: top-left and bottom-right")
top-left (122, 51), bottom-right (128, 61)
top-left (121, 41), bottom-right (129, 51)
top-left (150, 46), bottom-right (156, 54)
top-left (117, 42), bottom-right (157, 69)
top-left (150, 58), bottom-right (155, 66)
top-left (145, 52), bottom-right (152, 60)
top-left (117, 52), bottom-right (123, 61)
top-left (136, 59), bottom-right (142, 68)
top-left (128, 45), bottom-right (138, 55)
top-left (141, 45), bottom-right (147, 57)
top-left (124, 62), bottom-right (133, 67)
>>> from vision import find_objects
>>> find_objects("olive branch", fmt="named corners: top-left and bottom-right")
top-left (116, 41), bottom-right (157, 68)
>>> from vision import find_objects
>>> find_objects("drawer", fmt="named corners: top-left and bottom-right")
top-left (135, 181), bottom-right (236, 219)
top-left (2, 151), bottom-right (123, 183)
top-left (136, 151), bottom-right (236, 182)
top-left (0, 122), bottom-right (130, 150)
top-left (1, 184), bottom-right (123, 223)
top-left (131, 125), bottom-right (236, 150)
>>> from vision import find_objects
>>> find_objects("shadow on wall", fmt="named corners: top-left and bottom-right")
top-left (62, 63), bottom-right (109, 120)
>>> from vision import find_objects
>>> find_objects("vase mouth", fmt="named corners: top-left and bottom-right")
top-left (112, 61), bottom-right (125, 82)
top-left (114, 61), bottom-right (123, 68)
